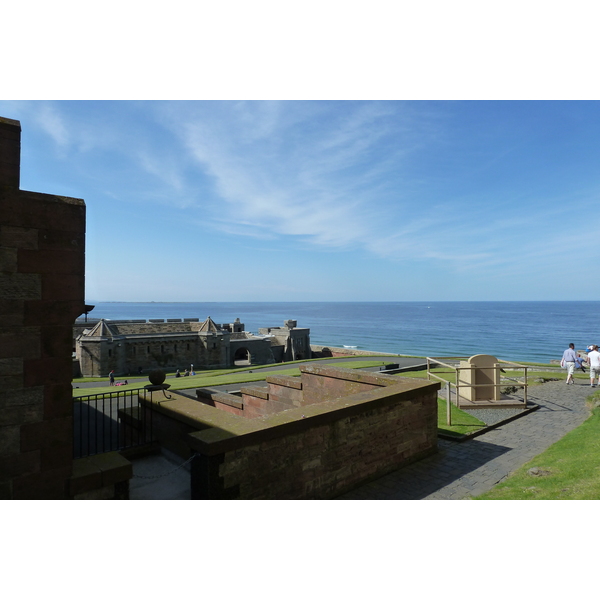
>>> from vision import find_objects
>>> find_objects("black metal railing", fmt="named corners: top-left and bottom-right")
top-left (73, 388), bottom-right (155, 458)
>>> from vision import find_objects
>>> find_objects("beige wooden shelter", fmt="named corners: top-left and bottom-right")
top-left (426, 355), bottom-right (529, 424)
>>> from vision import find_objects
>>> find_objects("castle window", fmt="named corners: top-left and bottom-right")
top-left (174, 344), bottom-right (177, 354)
top-left (132, 346), bottom-right (136, 355)
top-left (108, 349), bottom-right (112, 357)
top-left (161, 345), bottom-right (165, 354)
top-left (147, 346), bottom-right (150, 354)
top-left (187, 343), bottom-right (190, 351)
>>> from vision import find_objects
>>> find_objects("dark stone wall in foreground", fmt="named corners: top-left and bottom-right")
top-left (0, 116), bottom-right (86, 499)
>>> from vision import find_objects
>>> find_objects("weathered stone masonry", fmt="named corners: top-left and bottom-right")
top-left (0, 117), bottom-right (86, 499)
top-left (135, 364), bottom-right (440, 499)
top-left (74, 316), bottom-right (311, 376)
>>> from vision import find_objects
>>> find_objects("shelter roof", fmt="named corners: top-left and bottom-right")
top-left (198, 316), bottom-right (221, 333)
top-left (84, 319), bottom-right (117, 338)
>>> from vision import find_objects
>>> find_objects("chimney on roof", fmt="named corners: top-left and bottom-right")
top-left (0, 116), bottom-right (21, 189)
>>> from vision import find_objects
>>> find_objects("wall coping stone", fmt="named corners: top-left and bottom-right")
top-left (69, 451), bottom-right (132, 497)
top-left (265, 374), bottom-right (302, 389)
top-left (196, 388), bottom-right (244, 410)
top-left (299, 363), bottom-right (403, 386)
top-left (16, 189), bottom-right (85, 207)
top-left (240, 386), bottom-right (269, 400)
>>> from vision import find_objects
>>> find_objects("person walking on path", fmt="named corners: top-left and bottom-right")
top-left (587, 345), bottom-right (600, 387)
top-left (109, 370), bottom-right (115, 386)
top-left (561, 343), bottom-right (578, 384)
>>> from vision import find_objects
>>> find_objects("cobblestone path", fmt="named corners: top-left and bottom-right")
top-left (338, 380), bottom-right (595, 500)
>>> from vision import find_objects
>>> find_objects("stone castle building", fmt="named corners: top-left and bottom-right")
top-left (74, 317), bottom-right (310, 377)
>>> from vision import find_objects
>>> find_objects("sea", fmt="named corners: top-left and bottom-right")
top-left (81, 301), bottom-right (600, 364)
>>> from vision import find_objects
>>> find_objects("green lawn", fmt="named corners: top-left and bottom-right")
top-left (72, 359), bottom-right (396, 398)
top-left (72, 357), bottom-right (341, 384)
top-left (475, 393), bottom-right (600, 500)
top-left (395, 366), bottom-right (585, 386)
top-left (437, 398), bottom-right (486, 437)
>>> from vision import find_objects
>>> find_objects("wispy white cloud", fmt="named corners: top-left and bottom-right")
top-left (167, 101), bottom-right (430, 251)
top-left (21, 102), bottom-right (195, 207)
top-left (33, 103), bottom-right (71, 148)
top-left (134, 149), bottom-right (185, 194)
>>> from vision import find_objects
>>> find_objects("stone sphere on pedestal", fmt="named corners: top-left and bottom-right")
top-left (148, 369), bottom-right (166, 386)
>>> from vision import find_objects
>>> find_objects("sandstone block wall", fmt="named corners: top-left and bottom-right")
top-left (187, 377), bottom-right (439, 499)
top-left (139, 364), bottom-right (439, 499)
top-left (239, 384), bottom-right (292, 419)
top-left (216, 397), bottom-right (435, 499)
top-left (299, 365), bottom-right (401, 403)
top-left (1, 117), bottom-right (86, 499)
top-left (258, 375), bottom-right (303, 407)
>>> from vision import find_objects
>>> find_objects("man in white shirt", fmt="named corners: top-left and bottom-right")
top-left (587, 345), bottom-right (600, 387)
top-left (562, 343), bottom-right (578, 384)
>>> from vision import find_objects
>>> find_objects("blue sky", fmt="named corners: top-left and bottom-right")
top-left (2, 99), bottom-right (599, 302)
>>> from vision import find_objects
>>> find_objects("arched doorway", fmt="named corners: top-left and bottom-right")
top-left (234, 347), bottom-right (251, 366)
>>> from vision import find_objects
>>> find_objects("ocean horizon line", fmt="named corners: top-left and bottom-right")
top-left (85, 300), bottom-right (600, 304)
top-left (82, 301), bottom-right (598, 363)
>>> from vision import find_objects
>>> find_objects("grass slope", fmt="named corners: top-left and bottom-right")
top-left (437, 399), bottom-right (486, 437)
top-left (72, 360), bottom-right (394, 398)
top-left (398, 366), bottom-right (584, 385)
top-left (476, 393), bottom-right (600, 500)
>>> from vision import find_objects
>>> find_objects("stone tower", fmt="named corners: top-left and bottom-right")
top-left (0, 116), bottom-right (86, 499)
